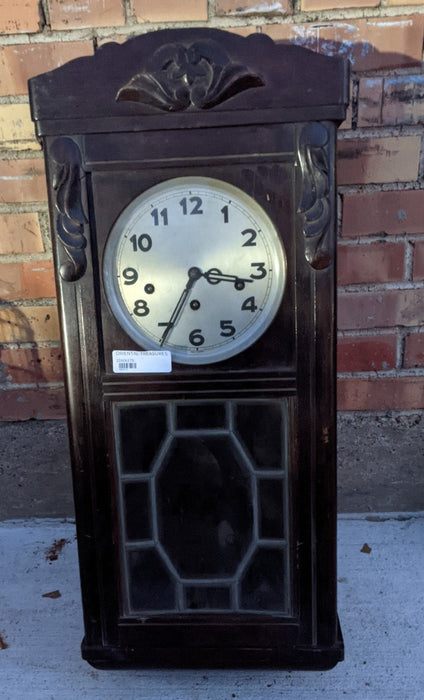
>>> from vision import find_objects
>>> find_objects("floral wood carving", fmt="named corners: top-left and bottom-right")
top-left (51, 137), bottom-right (87, 282)
top-left (297, 123), bottom-right (331, 270)
top-left (116, 40), bottom-right (264, 111)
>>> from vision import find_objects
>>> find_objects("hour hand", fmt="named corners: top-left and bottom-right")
top-left (203, 268), bottom-right (253, 290)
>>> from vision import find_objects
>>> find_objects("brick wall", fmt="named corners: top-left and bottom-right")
top-left (1, 0), bottom-right (424, 419)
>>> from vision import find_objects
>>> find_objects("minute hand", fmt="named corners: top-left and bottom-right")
top-left (159, 266), bottom-right (202, 346)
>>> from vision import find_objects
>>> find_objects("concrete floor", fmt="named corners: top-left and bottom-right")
top-left (1, 514), bottom-right (423, 699)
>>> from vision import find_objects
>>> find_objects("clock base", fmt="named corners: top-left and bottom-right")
top-left (81, 620), bottom-right (344, 670)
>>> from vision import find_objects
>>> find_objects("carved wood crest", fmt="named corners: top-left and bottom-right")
top-left (116, 40), bottom-right (264, 111)
top-left (297, 123), bottom-right (331, 270)
top-left (51, 137), bottom-right (87, 282)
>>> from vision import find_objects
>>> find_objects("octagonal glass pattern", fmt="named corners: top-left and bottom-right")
top-left (113, 399), bottom-right (291, 616)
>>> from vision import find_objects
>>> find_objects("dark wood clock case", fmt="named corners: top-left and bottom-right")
top-left (29, 28), bottom-right (349, 669)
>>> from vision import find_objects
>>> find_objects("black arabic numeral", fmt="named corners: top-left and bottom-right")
top-left (122, 267), bottom-right (138, 285)
top-left (250, 262), bottom-right (267, 279)
top-left (221, 205), bottom-right (229, 223)
top-left (151, 207), bottom-right (168, 226)
top-left (220, 320), bottom-right (236, 337)
top-left (129, 233), bottom-right (152, 252)
top-left (241, 228), bottom-right (257, 246)
top-left (241, 296), bottom-right (258, 312)
top-left (133, 299), bottom-right (150, 317)
top-left (189, 329), bottom-right (205, 346)
top-left (180, 196), bottom-right (203, 215)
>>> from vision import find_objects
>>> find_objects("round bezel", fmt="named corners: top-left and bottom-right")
top-left (103, 176), bottom-right (286, 365)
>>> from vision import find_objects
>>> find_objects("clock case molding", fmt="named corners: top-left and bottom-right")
top-left (29, 28), bottom-right (349, 669)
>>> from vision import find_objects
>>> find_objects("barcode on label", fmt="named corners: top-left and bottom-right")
top-left (118, 362), bottom-right (137, 370)
top-left (112, 350), bottom-right (171, 373)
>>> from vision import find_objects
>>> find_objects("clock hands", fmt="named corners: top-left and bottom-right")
top-left (159, 266), bottom-right (202, 346)
top-left (159, 266), bottom-right (253, 346)
top-left (202, 268), bottom-right (253, 290)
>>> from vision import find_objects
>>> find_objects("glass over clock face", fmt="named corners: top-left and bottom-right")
top-left (103, 176), bottom-right (286, 365)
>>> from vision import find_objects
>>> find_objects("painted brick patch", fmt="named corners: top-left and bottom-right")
top-left (48, 0), bottom-right (125, 30)
top-left (265, 15), bottom-right (424, 71)
top-left (302, 0), bottom-right (378, 8)
top-left (131, 0), bottom-right (208, 22)
top-left (0, 261), bottom-right (56, 301)
top-left (216, 1), bottom-right (289, 15)
top-left (0, 103), bottom-right (39, 151)
top-left (0, 158), bottom-right (47, 203)
top-left (0, 41), bottom-right (93, 97)
top-left (383, 76), bottom-right (424, 126)
top-left (357, 78), bottom-right (383, 127)
top-left (0, 214), bottom-right (43, 255)
top-left (358, 75), bottom-right (424, 127)
top-left (337, 136), bottom-right (420, 185)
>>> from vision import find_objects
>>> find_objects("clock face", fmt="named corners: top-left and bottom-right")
top-left (103, 176), bottom-right (286, 365)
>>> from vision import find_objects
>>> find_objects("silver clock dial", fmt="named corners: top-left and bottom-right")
top-left (103, 176), bottom-right (286, 365)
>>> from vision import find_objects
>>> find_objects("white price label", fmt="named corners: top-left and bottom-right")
top-left (112, 350), bottom-right (172, 374)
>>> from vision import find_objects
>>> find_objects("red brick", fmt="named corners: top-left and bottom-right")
top-left (216, 0), bottom-right (290, 14)
top-left (337, 376), bottom-right (424, 411)
top-left (0, 261), bottom-right (56, 301)
top-left (302, 0), bottom-right (378, 7)
top-left (0, 213), bottom-right (43, 255)
top-left (48, 0), bottom-right (125, 30)
top-left (0, 387), bottom-right (66, 421)
top-left (265, 15), bottom-right (424, 71)
top-left (404, 332), bottom-right (424, 368)
top-left (382, 75), bottom-right (424, 126)
top-left (338, 242), bottom-right (405, 286)
top-left (357, 78), bottom-right (383, 128)
top-left (339, 80), bottom-right (353, 130)
top-left (387, 0), bottom-right (424, 5)
top-left (338, 288), bottom-right (424, 330)
top-left (337, 136), bottom-right (420, 186)
top-left (0, 0), bottom-right (40, 34)
top-left (0, 41), bottom-right (93, 97)
top-left (0, 347), bottom-right (64, 383)
top-left (0, 103), bottom-right (39, 151)
top-left (0, 158), bottom-right (47, 203)
top-left (342, 190), bottom-right (424, 238)
top-left (0, 305), bottom-right (60, 343)
top-left (337, 334), bottom-right (397, 372)
top-left (131, 0), bottom-right (208, 22)
top-left (413, 240), bottom-right (424, 280)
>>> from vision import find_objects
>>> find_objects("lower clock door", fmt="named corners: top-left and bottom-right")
top-left (113, 398), bottom-right (292, 622)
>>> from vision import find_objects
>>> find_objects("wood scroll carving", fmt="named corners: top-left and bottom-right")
top-left (51, 138), bottom-right (87, 282)
top-left (116, 40), bottom-right (264, 111)
top-left (297, 123), bottom-right (331, 270)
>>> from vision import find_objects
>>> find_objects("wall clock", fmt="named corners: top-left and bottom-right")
top-left (29, 28), bottom-right (349, 670)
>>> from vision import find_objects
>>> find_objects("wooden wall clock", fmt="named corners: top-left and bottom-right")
top-left (29, 28), bottom-right (349, 669)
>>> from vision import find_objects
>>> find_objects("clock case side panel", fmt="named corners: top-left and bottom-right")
top-left (42, 135), bottom-right (120, 650)
top-left (293, 121), bottom-right (342, 656)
